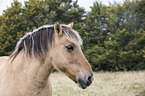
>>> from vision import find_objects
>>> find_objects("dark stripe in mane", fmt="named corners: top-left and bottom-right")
top-left (25, 28), bottom-right (54, 56)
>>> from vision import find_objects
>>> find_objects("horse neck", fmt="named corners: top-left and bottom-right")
top-left (8, 50), bottom-right (54, 88)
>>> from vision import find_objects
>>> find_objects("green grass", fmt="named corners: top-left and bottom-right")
top-left (50, 71), bottom-right (145, 96)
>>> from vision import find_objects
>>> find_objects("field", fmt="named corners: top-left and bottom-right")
top-left (50, 71), bottom-right (145, 96)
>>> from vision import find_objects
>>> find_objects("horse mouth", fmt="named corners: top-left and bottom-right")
top-left (78, 82), bottom-right (88, 89)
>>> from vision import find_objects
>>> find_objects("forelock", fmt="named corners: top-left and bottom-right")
top-left (61, 25), bottom-right (82, 47)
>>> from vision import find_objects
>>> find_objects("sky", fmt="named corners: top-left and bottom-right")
top-left (0, 0), bottom-right (124, 15)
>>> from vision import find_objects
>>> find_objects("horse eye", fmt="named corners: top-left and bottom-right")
top-left (66, 45), bottom-right (74, 52)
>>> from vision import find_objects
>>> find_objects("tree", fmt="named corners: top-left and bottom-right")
top-left (0, 0), bottom-right (24, 55)
top-left (0, 0), bottom-right (144, 71)
top-left (45, 0), bottom-right (85, 24)
top-left (0, 0), bottom-right (55, 55)
top-left (0, 0), bottom-right (85, 56)
top-left (22, 0), bottom-right (56, 30)
top-left (83, 0), bottom-right (145, 71)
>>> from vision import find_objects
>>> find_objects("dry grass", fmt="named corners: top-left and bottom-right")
top-left (50, 71), bottom-right (145, 96)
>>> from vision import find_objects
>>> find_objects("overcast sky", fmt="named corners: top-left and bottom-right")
top-left (0, 0), bottom-right (125, 15)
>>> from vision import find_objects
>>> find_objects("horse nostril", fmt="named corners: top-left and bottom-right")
top-left (86, 75), bottom-right (93, 84)
top-left (88, 76), bottom-right (92, 82)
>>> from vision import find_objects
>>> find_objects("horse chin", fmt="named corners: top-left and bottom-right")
top-left (78, 83), bottom-right (88, 89)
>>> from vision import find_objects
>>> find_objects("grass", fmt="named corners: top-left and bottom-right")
top-left (50, 71), bottom-right (145, 96)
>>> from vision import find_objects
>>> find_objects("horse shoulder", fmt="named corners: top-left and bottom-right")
top-left (0, 56), bottom-right (9, 71)
top-left (0, 56), bottom-right (9, 64)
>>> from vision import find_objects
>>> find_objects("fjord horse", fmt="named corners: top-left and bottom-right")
top-left (0, 22), bottom-right (93, 96)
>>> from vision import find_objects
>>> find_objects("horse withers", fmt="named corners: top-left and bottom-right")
top-left (0, 22), bottom-right (94, 96)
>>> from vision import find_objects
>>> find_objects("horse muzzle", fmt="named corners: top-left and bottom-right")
top-left (78, 74), bottom-right (94, 89)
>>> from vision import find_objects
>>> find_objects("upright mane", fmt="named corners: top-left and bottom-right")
top-left (11, 24), bottom-right (82, 59)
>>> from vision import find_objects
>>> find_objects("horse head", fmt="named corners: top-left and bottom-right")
top-left (49, 22), bottom-right (94, 89)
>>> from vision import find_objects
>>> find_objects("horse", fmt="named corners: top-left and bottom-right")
top-left (0, 22), bottom-right (94, 96)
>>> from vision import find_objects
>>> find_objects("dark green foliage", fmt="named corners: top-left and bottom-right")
top-left (83, 0), bottom-right (145, 71)
top-left (45, 0), bottom-right (85, 24)
top-left (0, 0), bottom-right (144, 71)
top-left (0, 0), bottom-right (84, 56)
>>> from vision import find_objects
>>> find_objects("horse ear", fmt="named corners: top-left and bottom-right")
top-left (54, 22), bottom-right (63, 36)
top-left (68, 22), bottom-right (74, 28)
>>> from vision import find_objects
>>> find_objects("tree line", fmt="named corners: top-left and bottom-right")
top-left (0, 0), bottom-right (145, 71)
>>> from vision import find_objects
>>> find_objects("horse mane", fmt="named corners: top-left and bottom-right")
top-left (11, 24), bottom-right (82, 59)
